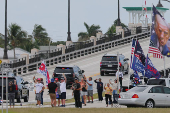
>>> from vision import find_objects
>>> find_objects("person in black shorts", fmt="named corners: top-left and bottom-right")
top-left (73, 78), bottom-right (81, 108)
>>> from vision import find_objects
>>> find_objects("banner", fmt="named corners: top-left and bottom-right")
top-left (133, 70), bottom-right (140, 79)
top-left (145, 54), bottom-right (161, 79)
top-left (130, 39), bottom-right (136, 68)
top-left (149, 5), bottom-right (170, 57)
top-left (37, 61), bottom-right (51, 85)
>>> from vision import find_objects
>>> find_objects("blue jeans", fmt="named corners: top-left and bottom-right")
top-left (41, 91), bottom-right (44, 105)
top-left (112, 90), bottom-right (117, 102)
top-left (81, 96), bottom-right (84, 104)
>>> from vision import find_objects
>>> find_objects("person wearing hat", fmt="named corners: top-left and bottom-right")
top-left (48, 78), bottom-right (58, 107)
top-left (116, 67), bottom-right (123, 87)
top-left (35, 78), bottom-right (45, 107)
top-left (55, 78), bottom-right (61, 107)
top-left (60, 73), bottom-right (67, 107)
top-left (73, 77), bottom-right (81, 108)
top-left (94, 78), bottom-right (103, 102)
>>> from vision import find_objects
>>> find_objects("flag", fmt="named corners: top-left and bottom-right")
top-left (130, 39), bottom-right (136, 68)
top-left (148, 5), bottom-right (170, 58)
top-left (134, 40), bottom-right (146, 66)
top-left (131, 55), bottom-right (145, 75)
top-left (133, 70), bottom-right (140, 79)
top-left (145, 54), bottom-right (161, 79)
top-left (37, 61), bottom-right (51, 85)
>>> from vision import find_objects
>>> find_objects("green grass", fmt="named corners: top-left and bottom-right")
top-left (1, 108), bottom-right (170, 113)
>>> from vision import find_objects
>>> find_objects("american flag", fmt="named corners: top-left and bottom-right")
top-left (130, 39), bottom-right (136, 68)
top-left (148, 6), bottom-right (169, 58)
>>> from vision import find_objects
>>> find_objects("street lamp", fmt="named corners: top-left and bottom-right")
top-left (117, 0), bottom-right (121, 26)
top-left (3, 0), bottom-right (8, 59)
top-left (67, 0), bottom-right (71, 41)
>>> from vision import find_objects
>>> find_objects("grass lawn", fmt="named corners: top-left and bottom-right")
top-left (2, 108), bottom-right (170, 113)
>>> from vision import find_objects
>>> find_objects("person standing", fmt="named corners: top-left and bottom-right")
top-left (8, 81), bottom-right (16, 108)
top-left (48, 78), bottom-right (57, 107)
top-left (116, 68), bottom-right (123, 87)
top-left (109, 79), bottom-right (118, 103)
top-left (82, 80), bottom-right (88, 106)
top-left (40, 78), bottom-right (44, 105)
top-left (104, 83), bottom-right (113, 107)
top-left (87, 77), bottom-right (93, 103)
top-left (73, 78), bottom-right (81, 108)
top-left (60, 74), bottom-right (67, 107)
top-left (80, 78), bottom-right (84, 104)
top-left (35, 78), bottom-right (45, 107)
top-left (94, 78), bottom-right (103, 102)
top-left (55, 78), bottom-right (61, 107)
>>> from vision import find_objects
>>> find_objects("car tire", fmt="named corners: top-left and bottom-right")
top-left (100, 71), bottom-right (104, 76)
top-left (145, 100), bottom-right (155, 108)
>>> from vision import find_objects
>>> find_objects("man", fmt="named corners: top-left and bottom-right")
top-left (151, 14), bottom-right (170, 55)
top-left (55, 78), bottom-right (61, 107)
top-left (87, 77), bottom-right (93, 103)
top-left (48, 78), bottom-right (57, 107)
top-left (109, 79), bottom-right (118, 103)
top-left (60, 73), bottom-right (67, 107)
top-left (94, 78), bottom-right (103, 102)
top-left (116, 68), bottom-right (123, 87)
top-left (73, 78), bottom-right (81, 108)
top-left (35, 78), bottom-right (45, 107)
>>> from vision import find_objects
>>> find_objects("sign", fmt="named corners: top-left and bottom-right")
top-left (1, 63), bottom-right (12, 72)
top-left (0, 59), bottom-right (2, 64)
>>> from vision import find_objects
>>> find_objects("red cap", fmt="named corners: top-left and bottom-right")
top-left (37, 78), bottom-right (41, 81)
top-left (55, 78), bottom-right (59, 81)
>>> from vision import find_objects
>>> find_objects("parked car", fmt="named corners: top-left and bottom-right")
top-left (0, 72), bottom-right (29, 103)
top-left (53, 65), bottom-right (85, 88)
top-left (100, 53), bottom-right (129, 76)
top-left (147, 78), bottom-right (170, 88)
top-left (118, 85), bottom-right (170, 108)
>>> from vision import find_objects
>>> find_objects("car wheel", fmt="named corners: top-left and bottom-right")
top-left (145, 100), bottom-right (154, 108)
top-left (100, 71), bottom-right (104, 76)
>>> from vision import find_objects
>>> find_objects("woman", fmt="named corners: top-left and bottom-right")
top-left (8, 81), bottom-right (16, 108)
top-left (82, 80), bottom-right (88, 106)
top-left (104, 83), bottom-right (113, 107)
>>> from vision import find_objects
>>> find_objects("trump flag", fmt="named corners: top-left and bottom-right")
top-left (145, 54), bottom-right (161, 79)
top-left (149, 5), bottom-right (170, 57)
top-left (37, 61), bottom-right (50, 85)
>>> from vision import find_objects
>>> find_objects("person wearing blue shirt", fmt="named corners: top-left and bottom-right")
top-left (86, 77), bottom-right (93, 103)
top-left (94, 78), bottom-right (103, 102)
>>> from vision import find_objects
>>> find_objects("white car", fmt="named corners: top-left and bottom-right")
top-left (118, 85), bottom-right (170, 108)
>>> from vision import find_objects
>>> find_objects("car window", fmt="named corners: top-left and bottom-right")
top-left (163, 87), bottom-right (170, 94)
top-left (127, 86), bottom-right (147, 92)
top-left (54, 67), bottom-right (74, 73)
top-left (149, 86), bottom-right (163, 93)
top-left (147, 79), bottom-right (166, 86)
top-left (102, 56), bottom-right (117, 61)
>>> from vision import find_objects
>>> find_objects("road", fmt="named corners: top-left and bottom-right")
top-left (19, 38), bottom-right (169, 104)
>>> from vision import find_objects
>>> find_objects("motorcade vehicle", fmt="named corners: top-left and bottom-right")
top-left (100, 54), bottom-right (129, 76)
top-left (0, 72), bottom-right (29, 103)
top-left (53, 65), bottom-right (85, 88)
top-left (118, 85), bottom-right (170, 108)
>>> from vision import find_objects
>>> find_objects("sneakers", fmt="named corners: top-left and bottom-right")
top-left (60, 105), bottom-right (65, 107)
top-left (91, 101), bottom-right (93, 103)
top-left (87, 101), bottom-right (90, 103)
top-left (36, 105), bottom-right (40, 107)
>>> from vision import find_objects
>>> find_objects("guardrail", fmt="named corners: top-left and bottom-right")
top-left (0, 30), bottom-right (151, 76)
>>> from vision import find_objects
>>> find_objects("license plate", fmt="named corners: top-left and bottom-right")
top-left (123, 94), bottom-right (129, 98)
top-left (108, 65), bottom-right (112, 67)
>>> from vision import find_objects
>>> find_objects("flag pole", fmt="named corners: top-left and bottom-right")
top-left (117, 52), bottom-right (120, 93)
top-left (164, 56), bottom-right (166, 77)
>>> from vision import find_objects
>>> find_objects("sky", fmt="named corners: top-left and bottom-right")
top-left (0, 0), bottom-right (170, 42)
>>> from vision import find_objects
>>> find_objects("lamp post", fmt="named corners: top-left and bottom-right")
top-left (3, 0), bottom-right (8, 59)
top-left (67, 0), bottom-right (71, 41)
top-left (117, 0), bottom-right (121, 26)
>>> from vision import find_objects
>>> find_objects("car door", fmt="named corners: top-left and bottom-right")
top-left (149, 86), bottom-right (166, 106)
top-left (162, 87), bottom-right (170, 106)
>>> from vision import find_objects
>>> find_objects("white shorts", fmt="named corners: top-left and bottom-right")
top-left (81, 91), bottom-right (87, 96)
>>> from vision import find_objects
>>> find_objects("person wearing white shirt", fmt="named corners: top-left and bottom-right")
top-left (109, 79), bottom-right (118, 103)
top-left (60, 73), bottom-right (67, 107)
top-left (116, 68), bottom-right (123, 87)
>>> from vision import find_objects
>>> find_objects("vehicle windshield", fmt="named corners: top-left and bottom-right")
top-left (127, 86), bottom-right (148, 93)
top-left (102, 56), bottom-right (117, 61)
top-left (54, 67), bottom-right (74, 73)
top-left (147, 79), bottom-right (166, 86)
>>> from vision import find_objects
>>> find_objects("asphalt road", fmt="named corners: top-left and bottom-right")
top-left (20, 38), bottom-right (169, 104)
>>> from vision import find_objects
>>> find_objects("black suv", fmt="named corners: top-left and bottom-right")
top-left (0, 72), bottom-right (29, 103)
top-left (100, 54), bottom-right (129, 76)
top-left (53, 65), bottom-right (85, 88)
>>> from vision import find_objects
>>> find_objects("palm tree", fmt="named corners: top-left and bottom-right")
top-left (107, 25), bottom-right (116, 35)
top-left (32, 24), bottom-right (49, 46)
top-left (78, 22), bottom-right (100, 41)
top-left (8, 23), bottom-right (27, 59)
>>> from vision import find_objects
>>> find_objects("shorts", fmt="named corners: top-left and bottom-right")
top-left (36, 93), bottom-right (41, 101)
top-left (49, 93), bottom-right (56, 100)
top-left (82, 91), bottom-right (87, 96)
top-left (57, 95), bottom-right (61, 99)
top-left (87, 90), bottom-right (93, 96)
top-left (61, 92), bottom-right (66, 99)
